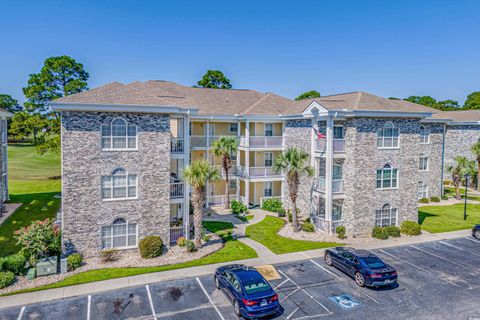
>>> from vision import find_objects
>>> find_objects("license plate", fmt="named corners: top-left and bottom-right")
top-left (383, 280), bottom-right (392, 284)
top-left (260, 301), bottom-right (268, 306)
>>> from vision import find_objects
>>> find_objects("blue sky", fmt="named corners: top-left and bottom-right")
top-left (1, 0), bottom-right (479, 104)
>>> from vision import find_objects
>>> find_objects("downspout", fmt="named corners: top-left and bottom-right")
top-left (440, 124), bottom-right (446, 196)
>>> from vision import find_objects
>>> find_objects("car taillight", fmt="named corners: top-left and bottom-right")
top-left (242, 298), bottom-right (258, 306)
top-left (391, 271), bottom-right (398, 276)
top-left (370, 273), bottom-right (384, 278)
top-left (270, 294), bottom-right (278, 302)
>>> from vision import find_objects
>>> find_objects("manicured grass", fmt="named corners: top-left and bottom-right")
top-left (444, 186), bottom-right (480, 202)
top-left (245, 216), bottom-right (342, 254)
top-left (419, 203), bottom-right (480, 233)
top-left (6, 223), bottom-right (257, 295)
top-left (0, 144), bottom-right (61, 257)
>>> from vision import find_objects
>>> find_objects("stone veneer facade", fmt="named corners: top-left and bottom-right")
top-left (61, 112), bottom-right (171, 257)
top-left (444, 124), bottom-right (480, 177)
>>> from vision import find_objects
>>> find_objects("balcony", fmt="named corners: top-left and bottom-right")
top-left (170, 182), bottom-right (184, 199)
top-left (314, 178), bottom-right (344, 194)
top-left (171, 138), bottom-right (184, 154)
top-left (314, 138), bottom-right (345, 154)
top-left (190, 135), bottom-right (237, 148)
top-left (207, 194), bottom-right (237, 206)
top-left (312, 216), bottom-right (344, 233)
top-left (240, 136), bottom-right (283, 148)
top-left (236, 166), bottom-right (283, 179)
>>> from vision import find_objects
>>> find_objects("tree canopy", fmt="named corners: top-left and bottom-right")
top-left (403, 95), bottom-right (460, 111)
top-left (0, 94), bottom-right (23, 113)
top-left (464, 92), bottom-right (480, 110)
top-left (23, 55), bottom-right (89, 114)
top-left (196, 70), bottom-right (232, 89)
top-left (295, 90), bottom-right (321, 101)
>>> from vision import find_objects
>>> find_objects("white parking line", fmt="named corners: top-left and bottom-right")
top-left (465, 236), bottom-right (480, 244)
top-left (409, 245), bottom-right (477, 272)
top-left (145, 285), bottom-right (158, 320)
top-left (439, 241), bottom-right (480, 258)
top-left (309, 259), bottom-right (341, 279)
top-left (86, 295), bottom-right (91, 320)
top-left (17, 306), bottom-right (25, 320)
top-left (378, 249), bottom-right (461, 287)
top-left (273, 278), bottom-right (290, 291)
top-left (196, 277), bottom-right (225, 320)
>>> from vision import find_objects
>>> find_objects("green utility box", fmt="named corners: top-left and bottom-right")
top-left (36, 256), bottom-right (58, 276)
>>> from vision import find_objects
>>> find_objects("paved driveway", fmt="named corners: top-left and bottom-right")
top-left (1, 237), bottom-right (480, 319)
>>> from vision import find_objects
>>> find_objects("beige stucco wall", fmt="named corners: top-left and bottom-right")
top-left (250, 181), bottom-right (282, 205)
top-left (252, 151), bottom-right (281, 167)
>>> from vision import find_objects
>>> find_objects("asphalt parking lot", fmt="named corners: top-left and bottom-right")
top-left (1, 236), bottom-right (480, 320)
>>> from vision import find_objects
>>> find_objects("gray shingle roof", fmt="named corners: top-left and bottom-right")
top-left (431, 110), bottom-right (480, 122)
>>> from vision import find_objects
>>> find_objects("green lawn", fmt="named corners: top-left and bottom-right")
top-left (444, 186), bottom-right (480, 202)
top-left (419, 203), bottom-right (480, 233)
top-left (245, 216), bottom-right (342, 254)
top-left (6, 221), bottom-right (257, 296)
top-left (0, 144), bottom-right (61, 257)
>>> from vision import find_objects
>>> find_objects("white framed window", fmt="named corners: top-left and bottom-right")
top-left (264, 182), bottom-right (273, 197)
top-left (102, 168), bottom-right (138, 200)
top-left (101, 118), bottom-right (137, 150)
top-left (417, 181), bottom-right (428, 199)
top-left (333, 126), bottom-right (344, 139)
top-left (332, 202), bottom-right (342, 221)
top-left (229, 180), bottom-right (237, 189)
top-left (377, 121), bottom-right (399, 149)
top-left (101, 218), bottom-right (138, 249)
top-left (419, 126), bottom-right (429, 144)
top-left (264, 152), bottom-right (273, 167)
top-left (375, 204), bottom-right (398, 227)
top-left (419, 154), bottom-right (429, 171)
top-left (264, 123), bottom-right (273, 137)
top-left (376, 164), bottom-right (398, 189)
top-left (230, 150), bottom-right (237, 161)
top-left (229, 123), bottom-right (238, 134)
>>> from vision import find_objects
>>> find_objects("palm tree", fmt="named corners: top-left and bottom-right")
top-left (447, 156), bottom-right (469, 200)
top-left (212, 136), bottom-right (239, 209)
top-left (273, 147), bottom-right (313, 232)
top-left (471, 141), bottom-right (480, 190)
top-left (183, 160), bottom-right (220, 248)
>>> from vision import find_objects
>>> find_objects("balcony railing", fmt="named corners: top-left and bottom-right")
top-left (239, 136), bottom-right (283, 148)
top-left (312, 216), bottom-right (344, 233)
top-left (170, 226), bottom-right (184, 245)
top-left (170, 182), bottom-right (184, 199)
top-left (190, 136), bottom-right (206, 148)
top-left (314, 138), bottom-right (345, 153)
top-left (207, 194), bottom-right (238, 206)
top-left (171, 138), bottom-right (184, 153)
top-left (249, 166), bottom-right (282, 178)
top-left (214, 164), bottom-right (239, 176)
top-left (314, 178), bottom-right (344, 194)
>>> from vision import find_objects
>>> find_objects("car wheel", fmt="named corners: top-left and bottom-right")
top-left (475, 230), bottom-right (480, 239)
top-left (234, 300), bottom-right (241, 316)
top-left (325, 253), bottom-right (333, 266)
top-left (214, 276), bottom-right (220, 290)
top-left (355, 272), bottom-right (365, 287)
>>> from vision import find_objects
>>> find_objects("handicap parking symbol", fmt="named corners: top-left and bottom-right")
top-left (329, 294), bottom-right (360, 310)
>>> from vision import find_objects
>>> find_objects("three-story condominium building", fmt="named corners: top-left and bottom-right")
top-left (0, 109), bottom-right (12, 210)
top-left (51, 80), bottom-right (472, 257)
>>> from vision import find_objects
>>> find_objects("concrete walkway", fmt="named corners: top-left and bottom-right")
top-left (0, 213), bottom-right (474, 309)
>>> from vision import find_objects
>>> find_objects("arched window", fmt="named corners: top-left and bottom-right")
top-left (376, 164), bottom-right (398, 189)
top-left (419, 154), bottom-right (429, 171)
top-left (375, 204), bottom-right (398, 227)
top-left (419, 126), bottom-right (429, 144)
top-left (377, 121), bottom-right (399, 148)
top-left (101, 168), bottom-right (137, 200)
top-left (417, 181), bottom-right (428, 199)
top-left (101, 217), bottom-right (137, 249)
top-left (101, 118), bottom-right (137, 150)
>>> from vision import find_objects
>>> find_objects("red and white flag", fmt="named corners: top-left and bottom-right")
top-left (313, 127), bottom-right (326, 139)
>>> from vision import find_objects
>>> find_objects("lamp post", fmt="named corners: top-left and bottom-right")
top-left (464, 174), bottom-right (470, 221)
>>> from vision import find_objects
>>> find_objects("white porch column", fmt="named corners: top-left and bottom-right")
top-left (236, 120), bottom-right (241, 200)
top-left (205, 120), bottom-right (210, 207)
top-left (325, 116), bottom-right (334, 235)
top-left (245, 120), bottom-right (250, 206)
top-left (183, 115), bottom-right (191, 239)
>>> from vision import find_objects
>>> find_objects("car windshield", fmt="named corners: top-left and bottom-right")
top-left (243, 278), bottom-right (271, 294)
top-left (362, 257), bottom-right (387, 269)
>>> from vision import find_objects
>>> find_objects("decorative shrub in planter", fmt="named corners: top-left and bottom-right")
top-left (400, 221), bottom-right (421, 236)
top-left (100, 249), bottom-right (120, 263)
top-left (301, 222), bottom-right (315, 232)
top-left (372, 226), bottom-right (389, 240)
top-left (336, 226), bottom-right (346, 239)
top-left (384, 226), bottom-right (401, 238)
top-left (177, 236), bottom-right (187, 246)
top-left (430, 196), bottom-right (440, 203)
top-left (0, 254), bottom-right (26, 275)
top-left (185, 240), bottom-right (197, 253)
top-left (0, 271), bottom-right (15, 289)
top-left (261, 198), bottom-right (283, 213)
top-left (418, 198), bottom-right (429, 204)
top-left (139, 236), bottom-right (164, 259)
top-left (67, 253), bottom-right (83, 271)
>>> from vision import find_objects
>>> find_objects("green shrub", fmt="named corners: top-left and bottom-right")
top-left (430, 196), bottom-right (440, 203)
top-left (176, 236), bottom-right (187, 246)
top-left (231, 200), bottom-right (248, 214)
top-left (185, 240), bottom-right (197, 253)
top-left (100, 249), bottom-right (120, 263)
top-left (0, 254), bottom-right (26, 275)
top-left (67, 253), bottom-right (83, 271)
top-left (401, 221), bottom-right (421, 236)
top-left (261, 198), bottom-right (283, 213)
top-left (441, 194), bottom-right (449, 200)
top-left (139, 236), bottom-right (164, 259)
top-left (384, 226), bottom-right (401, 237)
top-left (444, 180), bottom-right (452, 186)
top-left (336, 226), bottom-right (346, 239)
top-left (372, 226), bottom-right (389, 240)
top-left (203, 235), bottom-right (211, 242)
top-left (418, 198), bottom-right (429, 204)
top-left (301, 222), bottom-right (315, 232)
top-left (277, 208), bottom-right (286, 218)
top-left (0, 271), bottom-right (15, 289)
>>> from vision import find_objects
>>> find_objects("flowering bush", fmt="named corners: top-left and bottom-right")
top-left (14, 218), bottom-right (61, 265)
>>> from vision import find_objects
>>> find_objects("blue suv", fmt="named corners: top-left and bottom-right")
top-left (214, 264), bottom-right (280, 318)
top-left (473, 224), bottom-right (480, 239)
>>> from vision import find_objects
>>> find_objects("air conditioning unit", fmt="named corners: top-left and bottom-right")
top-left (36, 256), bottom-right (58, 276)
